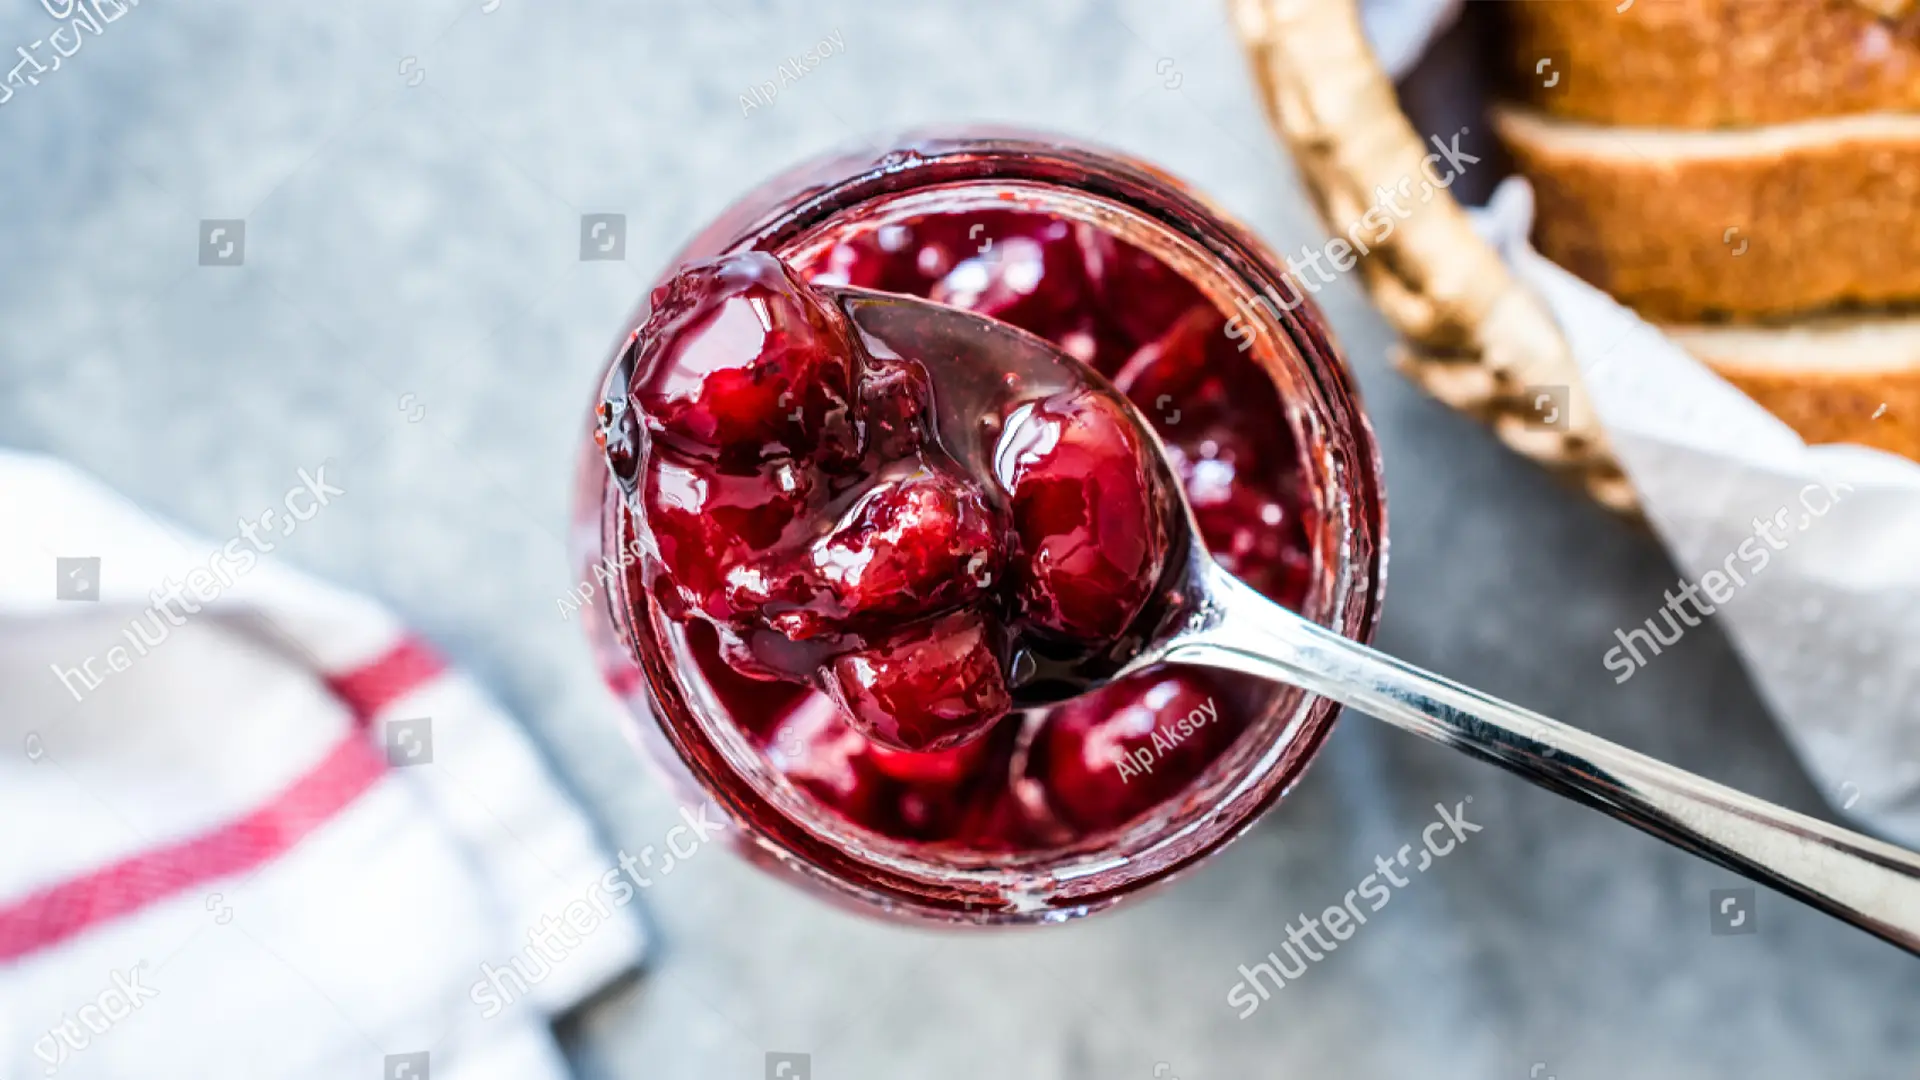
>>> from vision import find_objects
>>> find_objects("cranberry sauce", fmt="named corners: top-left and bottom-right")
top-left (604, 208), bottom-right (1316, 852)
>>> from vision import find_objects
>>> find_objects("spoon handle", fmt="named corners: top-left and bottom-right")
top-left (1151, 562), bottom-right (1920, 955)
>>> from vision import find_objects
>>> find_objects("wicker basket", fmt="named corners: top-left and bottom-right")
top-left (1228, 0), bottom-right (1640, 515)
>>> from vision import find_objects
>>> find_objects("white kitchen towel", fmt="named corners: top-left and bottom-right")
top-left (1355, 0), bottom-right (1920, 846)
top-left (0, 451), bottom-right (645, 1079)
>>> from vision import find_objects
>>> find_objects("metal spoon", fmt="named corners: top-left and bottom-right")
top-left (845, 288), bottom-right (1920, 956)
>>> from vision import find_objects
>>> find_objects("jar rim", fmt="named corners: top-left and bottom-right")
top-left (582, 131), bottom-right (1387, 924)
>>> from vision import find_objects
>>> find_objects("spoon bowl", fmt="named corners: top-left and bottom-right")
top-left (837, 285), bottom-right (1216, 707)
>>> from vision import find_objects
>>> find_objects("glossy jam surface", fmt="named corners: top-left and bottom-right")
top-left (618, 250), bottom-right (1173, 755)
top-left (612, 208), bottom-right (1316, 852)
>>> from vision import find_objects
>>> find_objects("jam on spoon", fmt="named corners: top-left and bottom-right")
top-left (620, 250), bottom-right (1173, 753)
top-left (606, 212), bottom-right (1319, 852)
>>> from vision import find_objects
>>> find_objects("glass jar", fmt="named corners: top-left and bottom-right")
top-left (571, 128), bottom-right (1386, 925)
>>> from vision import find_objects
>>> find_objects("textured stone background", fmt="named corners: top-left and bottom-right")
top-left (3, 1), bottom-right (1915, 1077)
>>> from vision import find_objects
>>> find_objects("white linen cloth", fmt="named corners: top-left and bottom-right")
top-left (0, 451), bottom-right (645, 1079)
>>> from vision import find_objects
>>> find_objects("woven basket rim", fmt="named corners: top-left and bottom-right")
top-left (1228, 0), bottom-right (1638, 515)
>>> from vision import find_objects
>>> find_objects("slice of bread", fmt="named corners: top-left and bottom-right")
top-left (1495, 105), bottom-right (1920, 321)
top-left (1500, 0), bottom-right (1920, 128)
top-left (1487, 2), bottom-right (1920, 463)
top-left (1667, 317), bottom-right (1920, 460)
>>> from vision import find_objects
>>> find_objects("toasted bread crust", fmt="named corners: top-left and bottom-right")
top-left (1664, 320), bottom-right (1920, 460)
top-left (1497, 108), bottom-right (1920, 321)
top-left (1500, 0), bottom-right (1920, 128)
top-left (1709, 361), bottom-right (1920, 461)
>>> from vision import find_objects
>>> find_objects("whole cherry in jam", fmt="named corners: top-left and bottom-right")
top-left (612, 209), bottom-right (1321, 853)
top-left (812, 467), bottom-right (1003, 629)
top-left (997, 391), bottom-right (1167, 641)
top-left (1034, 668), bottom-right (1242, 833)
top-left (793, 209), bottom-right (1315, 617)
top-left (827, 609), bottom-right (1012, 753)
top-left (929, 215), bottom-right (1095, 346)
top-left (620, 249), bottom-right (1172, 757)
top-left (764, 693), bottom-right (894, 826)
top-left (629, 253), bottom-right (859, 465)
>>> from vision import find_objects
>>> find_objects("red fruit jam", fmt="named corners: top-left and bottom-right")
top-left (601, 207), bottom-right (1318, 854)
top-left (617, 249), bottom-right (1174, 750)
top-left (577, 133), bottom-right (1386, 924)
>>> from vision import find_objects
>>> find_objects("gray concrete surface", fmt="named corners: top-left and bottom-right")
top-left (3, 1), bottom-right (1915, 1077)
